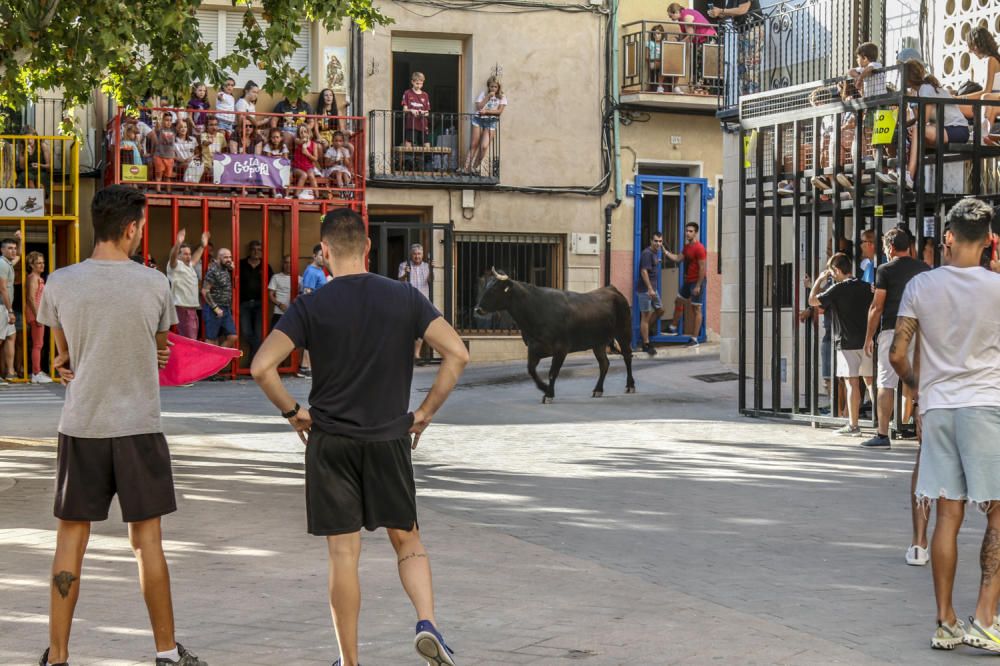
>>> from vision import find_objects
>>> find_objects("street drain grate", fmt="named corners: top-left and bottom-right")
top-left (692, 371), bottom-right (740, 383)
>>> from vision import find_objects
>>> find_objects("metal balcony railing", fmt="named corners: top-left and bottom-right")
top-left (719, 0), bottom-right (867, 113)
top-left (621, 20), bottom-right (724, 100)
top-left (105, 107), bottom-right (366, 201)
top-left (368, 110), bottom-right (500, 185)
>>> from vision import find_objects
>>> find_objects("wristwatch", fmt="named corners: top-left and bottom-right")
top-left (282, 403), bottom-right (301, 419)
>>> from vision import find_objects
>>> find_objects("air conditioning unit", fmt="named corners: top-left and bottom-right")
top-left (571, 232), bottom-right (600, 255)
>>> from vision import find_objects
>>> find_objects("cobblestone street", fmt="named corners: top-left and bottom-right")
top-left (0, 348), bottom-right (988, 664)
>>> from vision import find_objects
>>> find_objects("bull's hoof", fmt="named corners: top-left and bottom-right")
top-left (592, 391), bottom-right (603, 398)
top-left (626, 386), bottom-right (636, 394)
top-left (542, 396), bottom-right (554, 404)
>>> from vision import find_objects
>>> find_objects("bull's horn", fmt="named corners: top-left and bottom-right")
top-left (491, 266), bottom-right (509, 281)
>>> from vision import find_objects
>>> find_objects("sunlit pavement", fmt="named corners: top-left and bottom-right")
top-left (0, 345), bottom-right (985, 664)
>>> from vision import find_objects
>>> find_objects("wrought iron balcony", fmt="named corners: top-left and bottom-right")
top-left (621, 19), bottom-right (723, 111)
top-left (367, 110), bottom-right (500, 186)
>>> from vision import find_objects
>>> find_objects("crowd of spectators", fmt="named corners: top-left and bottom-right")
top-left (115, 82), bottom-right (354, 199)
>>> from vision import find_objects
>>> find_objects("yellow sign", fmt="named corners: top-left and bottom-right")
top-left (874, 205), bottom-right (884, 217)
top-left (743, 130), bottom-right (757, 168)
top-left (872, 110), bottom-right (897, 145)
top-left (121, 164), bottom-right (148, 182)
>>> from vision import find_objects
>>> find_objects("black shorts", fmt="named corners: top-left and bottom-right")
top-left (305, 429), bottom-right (418, 536)
top-left (54, 433), bottom-right (177, 523)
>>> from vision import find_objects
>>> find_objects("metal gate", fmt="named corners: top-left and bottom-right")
top-left (631, 174), bottom-right (709, 347)
top-left (367, 220), bottom-right (453, 325)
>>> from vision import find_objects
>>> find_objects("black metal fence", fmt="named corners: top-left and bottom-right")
top-left (455, 232), bottom-right (564, 334)
top-left (621, 20), bottom-right (724, 98)
top-left (368, 110), bottom-right (500, 185)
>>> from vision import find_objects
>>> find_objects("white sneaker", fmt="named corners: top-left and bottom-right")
top-left (32, 372), bottom-right (53, 384)
top-left (834, 424), bottom-right (861, 436)
top-left (298, 189), bottom-right (315, 200)
top-left (906, 545), bottom-right (930, 566)
top-left (656, 85), bottom-right (665, 93)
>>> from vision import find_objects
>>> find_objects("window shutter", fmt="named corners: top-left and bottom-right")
top-left (196, 10), bottom-right (220, 62)
top-left (220, 11), bottom-right (312, 86)
top-left (391, 37), bottom-right (463, 55)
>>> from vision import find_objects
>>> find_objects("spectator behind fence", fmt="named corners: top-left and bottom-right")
top-left (463, 76), bottom-right (507, 174)
top-left (297, 243), bottom-right (329, 379)
top-left (235, 80), bottom-right (263, 129)
top-left (859, 229), bottom-right (876, 284)
top-left (709, 0), bottom-right (763, 95)
top-left (316, 88), bottom-right (341, 143)
top-left (0, 237), bottom-right (18, 382)
top-left (25, 251), bottom-right (51, 383)
top-left (402, 71), bottom-right (430, 147)
top-left (202, 247), bottom-right (238, 353)
top-left (880, 60), bottom-right (970, 190)
top-left (201, 115), bottom-right (228, 157)
top-left (187, 82), bottom-right (210, 132)
top-left (216, 77), bottom-right (236, 131)
top-left (173, 119), bottom-right (198, 182)
top-left (239, 240), bottom-right (273, 360)
top-left (291, 124), bottom-right (320, 200)
top-left (120, 122), bottom-right (145, 165)
top-left (268, 255), bottom-right (292, 329)
top-left (15, 126), bottom-right (50, 189)
top-left (668, 3), bottom-right (716, 44)
top-left (229, 114), bottom-right (263, 155)
top-left (956, 27), bottom-right (1000, 126)
top-left (849, 42), bottom-right (887, 98)
top-left (149, 111), bottom-right (178, 192)
top-left (167, 229), bottom-right (209, 340)
top-left (808, 251), bottom-right (874, 435)
top-left (322, 131), bottom-right (354, 193)
top-left (647, 24), bottom-right (666, 93)
top-left (272, 95), bottom-right (312, 149)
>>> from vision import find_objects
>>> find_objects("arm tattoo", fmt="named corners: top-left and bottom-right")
top-left (982, 526), bottom-right (1000, 587)
top-left (53, 571), bottom-right (77, 599)
top-left (397, 552), bottom-right (427, 566)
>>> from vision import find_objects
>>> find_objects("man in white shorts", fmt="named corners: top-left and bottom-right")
top-left (890, 198), bottom-right (1000, 653)
top-left (862, 227), bottom-right (929, 449)
top-left (808, 251), bottom-right (874, 435)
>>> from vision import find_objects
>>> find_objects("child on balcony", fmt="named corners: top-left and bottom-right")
top-left (849, 42), bottom-right (887, 98)
top-left (149, 111), bottom-right (178, 192)
top-left (402, 71), bottom-right (431, 147)
top-left (262, 128), bottom-right (290, 198)
top-left (187, 82), bottom-right (210, 133)
top-left (647, 24), bottom-right (666, 93)
top-left (322, 131), bottom-right (354, 195)
top-left (216, 77), bottom-right (237, 132)
top-left (291, 124), bottom-right (319, 199)
top-left (120, 122), bottom-right (145, 166)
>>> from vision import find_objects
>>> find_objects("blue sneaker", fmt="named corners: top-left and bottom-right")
top-left (414, 620), bottom-right (456, 665)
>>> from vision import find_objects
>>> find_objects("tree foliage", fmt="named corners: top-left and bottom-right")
top-left (0, 0), bottom-right (390, 131)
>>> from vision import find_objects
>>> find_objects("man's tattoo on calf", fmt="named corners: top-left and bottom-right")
top-left (53, 571), bottom-right (77, 599)
top-left (983, 527), bottom-right (1000, 587)
top-left (398, 552), bottom-right (427, 565)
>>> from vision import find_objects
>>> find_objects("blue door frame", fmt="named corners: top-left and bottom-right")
top-left (631, 174), bottom-right (709, 347)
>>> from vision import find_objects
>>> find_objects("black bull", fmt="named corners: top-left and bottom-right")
top-left (474, 272), bottom-right (636, 402)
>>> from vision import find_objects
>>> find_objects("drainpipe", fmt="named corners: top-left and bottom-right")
top-left (605, 0), bottom-right (623, 288)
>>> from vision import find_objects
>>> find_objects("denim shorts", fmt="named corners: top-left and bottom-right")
top-left (472, 116), bottom-right (499, 130)
top-left (917, 406), bottom-right (1000, 504)
top-left (636, 292), bottom-right (662, 313)
top-left (203, 304), bottom-right (236, 340)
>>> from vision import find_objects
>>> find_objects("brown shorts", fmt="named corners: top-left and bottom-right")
top-left (54, 432), bottom-right (177, 523)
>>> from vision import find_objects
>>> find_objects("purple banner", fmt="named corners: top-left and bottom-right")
top-left (212, 154), bottom-right (290, 188)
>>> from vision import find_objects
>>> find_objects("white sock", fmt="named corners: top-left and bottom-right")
top-left (156, 646), bottom-right (180, 662)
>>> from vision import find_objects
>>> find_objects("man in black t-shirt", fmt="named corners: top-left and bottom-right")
top-left (709, 0), bottom-right (764, 95)
top-left (809, 252), bottom-right (874, 435)
top-left (238, 240), bottom-right (273, 360)
top-left (251, 209), bottom-right (468, 666)
top-left (861, 228), bottom-right (930, 448)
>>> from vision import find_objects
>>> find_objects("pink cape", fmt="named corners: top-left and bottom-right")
top-left (159, 332), bottom-right (241, 386)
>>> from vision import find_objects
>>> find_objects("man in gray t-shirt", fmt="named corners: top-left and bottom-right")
top-left (35, 186), bottom-right (206, 666)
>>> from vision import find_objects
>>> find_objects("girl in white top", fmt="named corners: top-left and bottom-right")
top-left (216, 77), bottom-right (237, 131)
top-left (173, 119), bottom-right (198, 176)
top-left (958, 27), bottom-right (1000, 142)
top-left (321, 131), bottom-right (353, 192)
top-left (462, 75), bottom-right (507, 174)
top-left (898, 60), bottom-right (970, 188)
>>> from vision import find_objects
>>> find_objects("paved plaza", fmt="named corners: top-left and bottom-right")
top-left (0, 347), bottom-right (991, 664)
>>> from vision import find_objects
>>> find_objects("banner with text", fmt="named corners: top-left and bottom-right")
top-left (212, 154), bottom-right (291, 189)
top-left (0, 188), bottom-right (45, 217)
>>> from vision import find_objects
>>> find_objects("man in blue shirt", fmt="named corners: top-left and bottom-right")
top-left (297, 244), bottom-right (327, 378)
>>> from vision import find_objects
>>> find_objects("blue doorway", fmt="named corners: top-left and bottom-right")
top-left (631, 174), bottom-right (709, 347)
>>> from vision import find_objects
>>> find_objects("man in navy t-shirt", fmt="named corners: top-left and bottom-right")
top-left (251, 208), bottom-right (468, 666)
top-left (636, 232), bottom-right (664, 355)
